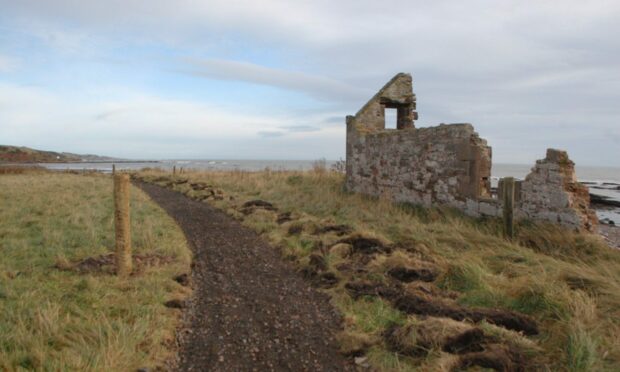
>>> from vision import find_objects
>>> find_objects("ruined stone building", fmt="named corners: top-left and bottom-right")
top-left (345, 73), bottom-right (597, 231)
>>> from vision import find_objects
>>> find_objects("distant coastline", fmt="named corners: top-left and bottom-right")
top-left (1, 160), bottom-right (159, 165)
top-left (3, 153), bottom-right (619, 225)
top-left (0, 144), bottom-right (122, 163)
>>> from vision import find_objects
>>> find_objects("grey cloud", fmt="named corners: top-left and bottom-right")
top-left (323, 116), bottom-right (346, 125)
top-left (257, 130), bottom-right (285, 138)
top-left (279, 125), bottom-right (320, 133)
top-left (94, 108), bottom-right (130, 121)
top-left (182, 58), bottom-right (371, 102)
top-left (1, 0), bottom-right (619, 165)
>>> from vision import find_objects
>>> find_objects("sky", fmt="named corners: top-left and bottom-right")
top-left (0, 0), bottom-right (619, 166)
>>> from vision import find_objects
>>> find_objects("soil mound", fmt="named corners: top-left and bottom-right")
top-left (55, 253), bottom-right (173, 275)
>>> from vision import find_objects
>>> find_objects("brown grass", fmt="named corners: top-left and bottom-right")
top-left (0, 172), bottom-right (191, 371)
top-left (0, 165), bottom-right (47, 174)
top-left (134, 168), bottom-right (620, 371)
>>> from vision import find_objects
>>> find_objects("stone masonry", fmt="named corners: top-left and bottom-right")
top-left (345, 73), bottom-right (597, 231)
top-left (516, 149), bottom-right (597, 231)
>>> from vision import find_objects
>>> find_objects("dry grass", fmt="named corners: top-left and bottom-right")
top-left (0, 165), bottom-right (47, 175)
top-left (0, 172), bottom-right (191, 371)
top-left (136, 168), bottom-right (620, 371)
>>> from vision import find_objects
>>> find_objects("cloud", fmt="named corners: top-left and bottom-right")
top-left (0, 0), bottom-right (619, 165)
top-left (94, 108), bottom-right (131, 121)
top-left (182, 58), bottom-right (370, 102)
top-left (279, 125), bottom-right (320, 133)
top-left (28, 25), bottom-right (93, 54)
top-left (256, 125), bottom-right (321, 138)
top-left (0, 55), bottom-right (18, 72)
top-left (0, 82), bottom-right (285, 156)
top-left (257, 130), bottom-right (285, 138)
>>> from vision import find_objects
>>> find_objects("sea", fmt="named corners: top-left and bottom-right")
top-left (39, 160), bottom-right (620, 224)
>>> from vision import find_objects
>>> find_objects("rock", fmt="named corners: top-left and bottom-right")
top-left (590, 194), bottom-right (620, 208)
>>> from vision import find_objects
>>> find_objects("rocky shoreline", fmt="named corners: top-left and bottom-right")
top-left (588, 182), bottom-right (620, 226)
top-left (587, 182), bottom-right (620, 249)
top-left (599, 224), bottom-right (620, 249)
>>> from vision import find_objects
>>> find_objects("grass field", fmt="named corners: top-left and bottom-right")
top-left (137, 167), bottom-right (620, 371)
top-left (0, 172), bottom-right (191, 371)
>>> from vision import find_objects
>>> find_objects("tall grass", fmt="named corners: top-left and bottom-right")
top-left (0, 172), bottom-right (191, 371)
top-left (137, 168), bottom-right (620, 371)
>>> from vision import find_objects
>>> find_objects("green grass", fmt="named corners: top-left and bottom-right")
top-left (339, 296), bottom-right (405, 334)
top-left (566, 325), bottom-right (599, 372)
top-left (0, 172), bottom-right (191, 371)
top-left (136, 168), bottom-right (620, 371)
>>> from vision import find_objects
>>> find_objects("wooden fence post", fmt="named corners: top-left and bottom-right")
top-left (112, 164), bottom-right (116, 174)
top-left (114, 173), bottom-right (132, 276)
top-left (173, 166), bottom-right (176, 176)
top-left (502, 177), bottom-right (515, 239)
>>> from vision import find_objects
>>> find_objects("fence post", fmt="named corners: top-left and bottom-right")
top-left (502, 177), bottom-right (515, 239)
top-left (173, 166), bottom-right (176, 176)
top-left (112, 164), bottom-right (116, 174)
top-left (114, 173), bottom-right (132, 276)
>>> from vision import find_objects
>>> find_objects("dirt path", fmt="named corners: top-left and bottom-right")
top-left (136, 182), bottom-right (351, 371)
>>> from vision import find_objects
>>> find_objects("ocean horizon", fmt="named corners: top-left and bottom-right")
top-left (37, 159), bottom-right (620, 225)
top-left (38, 159), bottom-right (620, 183)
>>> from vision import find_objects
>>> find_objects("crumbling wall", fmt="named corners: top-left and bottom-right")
top-left (346, 73), bottom-right (492, 212)
top-left (517, 149), bottom-right (597, 231)
top-left (345, 73), bottom-right (597, 232)
top-left (350, 73), bottom-right (417, 132)
top-left (346, 123), bottom-right (492, 210)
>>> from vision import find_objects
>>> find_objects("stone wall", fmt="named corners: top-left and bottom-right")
top-left (346, 73), bottom-right (492, 213)
top-left (346, 123), bottom-right (492, 210)
top-left (345, 73), bottom-right (597, 232)
top-left (516, 149), bottom-right (597, 231)
top-left (350, 73), bottom-right (417, 132)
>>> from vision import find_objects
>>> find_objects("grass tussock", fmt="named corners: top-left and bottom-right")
top-left (0, 173), bottom-right (191, 371)
top-left (135, 168), bottom-right (620, 371)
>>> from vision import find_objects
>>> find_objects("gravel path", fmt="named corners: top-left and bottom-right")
top-left (136, 182), bottom-right (351, 371)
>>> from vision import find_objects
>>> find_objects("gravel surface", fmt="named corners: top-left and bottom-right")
top-left (136, 182), bottom-right (352, 371)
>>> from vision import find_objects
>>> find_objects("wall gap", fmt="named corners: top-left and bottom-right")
top-left (385, 108), bottom-right (397, 129)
